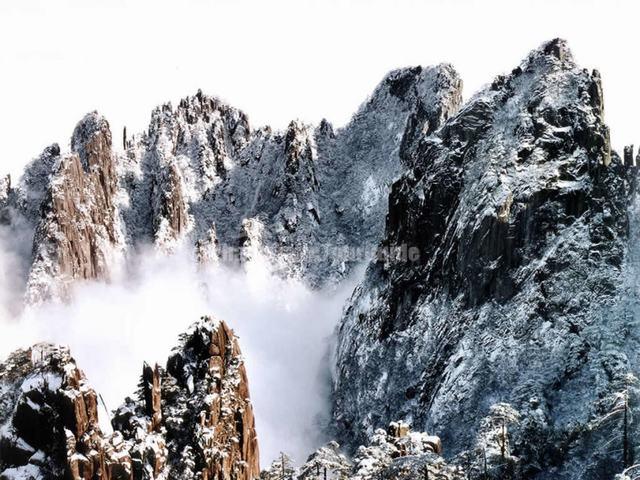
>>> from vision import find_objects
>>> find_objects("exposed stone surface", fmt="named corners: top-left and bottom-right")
top-left (24, 112), bottom-right (120, 303)
top-left (332, 39), bottom-right (637, 479)
top-left (116, 64), bottom-right (462, 285)
top-left (624, 145), bottom-right (635, 167)
top-left (0, 344), bottom-right (132, 480)
top-left (0, 317), bottom-right (259, 480)
top-left (6, 64), bottom-right (461, 302)
top-left (5, 37), bottom-right (640, 480)
top-left (195, 224), bottom-right (219, 266)
top-left (112, 316), bottom-right (260, 480)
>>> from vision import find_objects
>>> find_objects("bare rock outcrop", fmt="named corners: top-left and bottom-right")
top-left (25, 112), bottom-right (120, 303)
top-left (4, 61), bottom-right (463, 302)
top-left (111, 316), bottom-right (260, 480)
top-left (95, 64), bottom-right (462, 284)
top-left (0, 317), bottom-right (260, 480)
top-left (332, 38), bottom-right (635, 479)
top-left (0, 344), bottom-right (132, 480)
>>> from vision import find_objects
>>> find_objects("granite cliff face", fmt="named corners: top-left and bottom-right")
top-left (0, 344), bottom-right (132, 479)
top-left (0, 64), bottom-right (462, 304)
top-left (119, 64), bottom-right (461, 284)
top-left (16, 113), bottom-right (121, 304)
top-left (332, 39), bottom-right (638, 479)
top-left (112, 317), bottom-right (260, 480)
top-left (2, 38), bottom-right (640, 480)
top-left (0, 317), bottom-right (259, 480)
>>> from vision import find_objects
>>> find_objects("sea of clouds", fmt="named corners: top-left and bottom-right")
top-left (0, 228), bottom-right (362, 465)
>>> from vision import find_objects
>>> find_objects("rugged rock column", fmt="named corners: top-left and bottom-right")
top-left (25, 112), bottom-right (120, 304)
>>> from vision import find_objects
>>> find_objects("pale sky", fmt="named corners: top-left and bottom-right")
top-left (1, 0), bottom-right (638, 178)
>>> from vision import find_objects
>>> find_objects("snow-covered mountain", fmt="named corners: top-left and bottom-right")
top-left (0, 64), bottom-right (462, 304)
top-left (332, 39), bottom-right (639, 479)
top-left (1, 38), bottom-right (639, 480)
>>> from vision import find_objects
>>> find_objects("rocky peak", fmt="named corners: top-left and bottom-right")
top-left (25, 112), bottom-right (120, 304)
top-left (146, 90), bottom-right (251, 169)
top-left (0, 344), bottom-right (132, 480)
top-left (0, 175), bottom-right (10, 203)
top-left (111, 317), bottom-right (260, 480)
top-left (0, 317), bottom-right (260, 480)
top-left (624, 145), bottom-right (635, 167)
top-left (14, 144), bottom-right (60, 222)
top-left (151, 158), bottom-right (190, 249)
top-left (10, 59), bottom-right (463, 299)
top-left (0, 175), bottom-right (10, 224)
top-left (317, 119), bottom-right (335, 139)
top-left (383, 37), bottom-right (614, 307)
top-left (284, 121), bottom-right (316, 179)
top-left (540, 37), bottom-right (573, 63)
top-left (332, 39), bottom-right (635, 478)
top-left (195, 224), bottom-right (220, 266)
top-left (140, 363), bottom-right (162, 432)
top-left (71, 112), bottom-right (114, 171)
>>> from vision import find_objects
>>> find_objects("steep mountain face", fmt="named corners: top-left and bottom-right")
top-left (0, 112), bottom-right (122, 304)
top-left (0, 344), bottom-right (132, 479)
top-left (112, 317), bottom-right (260, 480)
top-left (0, 64), bottom-right (462, 304)
top-left (3, 36), bottom-right (640, 480)
top-left (332, 39), bottom-right (637, 479)
top-left (0, 317), bottom-right (259, 480)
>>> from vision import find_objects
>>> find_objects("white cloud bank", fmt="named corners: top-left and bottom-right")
top-left (0, 235), bottom-right (362, 465)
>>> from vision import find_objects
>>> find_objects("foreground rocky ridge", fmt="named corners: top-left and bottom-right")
top-left (0, 322), bottom-right (467, 480)
top-left (0, 63), bottom-right (462, 303)
top-left (0, 317), bottom-right (259, 480)
top-left (332, 39), bottom-right (639, 479)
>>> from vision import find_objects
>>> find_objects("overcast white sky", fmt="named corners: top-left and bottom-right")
top-left (1, 0), bottom-right (638, 178)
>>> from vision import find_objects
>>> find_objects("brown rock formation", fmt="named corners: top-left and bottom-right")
top-left (141, 363), bottom-right (162, 432)
top-left (159, 317), bottom-right (260, 480)
top-left (25, 112), bottom-right (119, 303)
top-left (0, 317), bottom-right (260, 480)
top-left (0, 344), bottom-right (132, 480)
top-left (196, 224), bottom-right (220, 266)
top-left (151, 159), bottom-right (189, 247)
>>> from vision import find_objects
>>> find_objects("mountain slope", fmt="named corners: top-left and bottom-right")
top-left (331, 39), bottom-right (637, 479)
top-left (0, 317), bottom-right (259, 480)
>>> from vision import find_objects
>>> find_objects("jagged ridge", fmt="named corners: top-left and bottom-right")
top-left (0, 64), bottom-right (462, 304)
top-left (0, 317), bottom-right (259, 480)
top-left (332, 39), bottom-right (638, 479)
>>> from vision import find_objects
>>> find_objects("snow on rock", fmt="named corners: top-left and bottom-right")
top-left (115, 64), bottom-right (462, 286)
top-left (0, 317), bottom-right (258, 480)
top-left (332, 38), bottom-right (637, 479)
top-left (6, 64), bottom-right (462, 303)
top-left (260, 422), bottom-right (463, 480)
top-left (297, 441), bottom-right (351, 480)
top-left (23, 112), bottom-right (122, 304)
top-left (110, 316), bottom-right (260, 480)
top-left (0, 343), bottom-right (133, 479)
